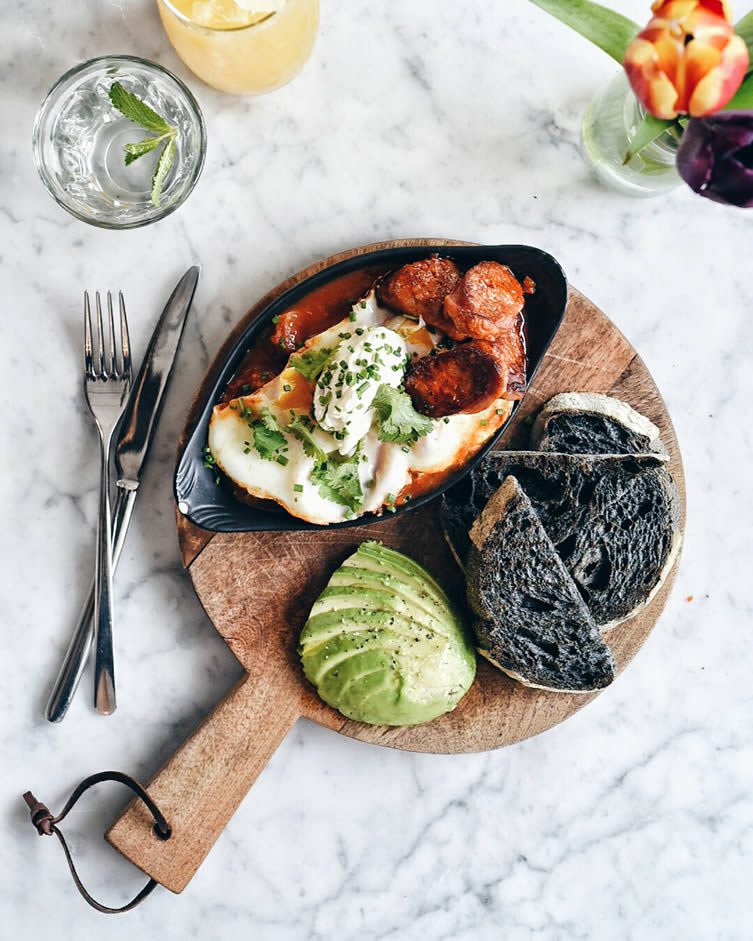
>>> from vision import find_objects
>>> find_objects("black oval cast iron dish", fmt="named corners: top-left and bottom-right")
top-left (175, 243), bottom-right (568, 532)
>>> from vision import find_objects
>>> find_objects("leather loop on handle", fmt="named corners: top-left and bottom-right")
top-left (23, 770), bottom-right (171, 914)
top-left (106, 675), bottom-right (300, 894)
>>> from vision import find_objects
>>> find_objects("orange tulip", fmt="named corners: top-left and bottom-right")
top-left (624, 0), bottom-right (749, 119)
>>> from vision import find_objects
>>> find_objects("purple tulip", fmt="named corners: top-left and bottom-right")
top-left (677, 111), bottom-right (753, 208)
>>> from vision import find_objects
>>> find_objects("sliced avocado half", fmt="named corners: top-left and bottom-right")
top-left (299, 541), bottom-right (476, 727)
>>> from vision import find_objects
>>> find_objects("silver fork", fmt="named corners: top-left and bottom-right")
top-left (84, 291), bottom-right (132, 715)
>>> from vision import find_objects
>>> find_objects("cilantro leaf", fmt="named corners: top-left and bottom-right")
top-left (151, 137), bottom-right (176, 208)
top-left (289, 347), bottom-right (333, 382)
top-left (311, 451), bottom-right (363, 512)
top-left (287, 413), bottom-right (327, 463)
top-left (109, 82), bottom-right (174, 135)
top-left (372, 384), bottom-right (433, 445)
top-left (124, 136), bottom-right (163, 166)
top-left (287, 412), bottom-right (362, 510)
top-left (251, 408), bottom-right (288, 461)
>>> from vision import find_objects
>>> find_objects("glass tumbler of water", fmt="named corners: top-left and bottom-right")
top-left (33, 55), bottom-right (206, 228)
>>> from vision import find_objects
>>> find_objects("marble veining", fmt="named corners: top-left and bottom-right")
top-left (2, 0), bottom-right (752, 938)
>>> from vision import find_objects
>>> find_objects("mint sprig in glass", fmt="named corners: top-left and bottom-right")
top-left (109, 82), bottom-right (178, 207)
top-left (33, 55), bottom-right (206, 228)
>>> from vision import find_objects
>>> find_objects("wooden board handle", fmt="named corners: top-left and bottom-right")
top-left (106, 675), bottom-right (299, 894)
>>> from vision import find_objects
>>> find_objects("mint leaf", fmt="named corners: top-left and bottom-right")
top-left (311, 451), bottom-right (363, 512)
top-left (372, 384), bottom-right (433, 445)
top-left (289, 347), bottom-right (333, 382)
top-left (109, 83), bottom-right (178, 206)
top-left (109, 82), bottom-right (173, 135)
top-left (151, 137), bottom-right (176, 207)
top-left (124, 136), bottom-right (164, 166)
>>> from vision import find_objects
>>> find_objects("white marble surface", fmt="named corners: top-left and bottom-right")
top-left (2, 1), bottom-right (753, 938)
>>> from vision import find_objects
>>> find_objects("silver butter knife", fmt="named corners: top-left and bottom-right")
top-left (46, 266), bottom-right (200, 722)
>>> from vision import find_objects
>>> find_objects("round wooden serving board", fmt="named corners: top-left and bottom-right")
top-left (107, 240), bottom-right (685, 894)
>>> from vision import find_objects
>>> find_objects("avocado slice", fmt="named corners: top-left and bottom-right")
top-left (299, 541), bottom-right (476, 726)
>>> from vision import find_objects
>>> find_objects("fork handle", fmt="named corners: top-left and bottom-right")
top-left (93, 441), bottom-right (117, 715)
top-left (45, 486), bottom-right (137, 723)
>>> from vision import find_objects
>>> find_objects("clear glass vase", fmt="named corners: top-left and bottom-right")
top-left (582, 70), bottom-right (682, 197)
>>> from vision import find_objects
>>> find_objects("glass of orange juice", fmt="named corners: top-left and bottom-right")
top-left (157, 0), bottom-right (319, 95)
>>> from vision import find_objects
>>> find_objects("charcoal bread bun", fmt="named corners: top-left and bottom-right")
top-left (466, 476), bottom-right (616, 693)
top-left (442, 450), bottom-right (681, 629)
top-left (531, 392), bottom-right (668, 458)
top-left (441, 451), bottom-right (663, 567)
top-left (559, 461), bottom-right (681, 629)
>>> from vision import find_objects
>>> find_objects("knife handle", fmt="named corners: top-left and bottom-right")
top-left (45, 485), bottom-right (138, 723)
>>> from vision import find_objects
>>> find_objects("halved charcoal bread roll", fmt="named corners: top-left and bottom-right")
top-left (467, 476), bottom-right (616, 693)
top-left (531, 392), bottom-right (668, 458)
top-left (442, 450), bottom-right (682, 629)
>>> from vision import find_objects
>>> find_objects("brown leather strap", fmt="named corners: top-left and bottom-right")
top-left (23, 771), bottom-right (171, 914)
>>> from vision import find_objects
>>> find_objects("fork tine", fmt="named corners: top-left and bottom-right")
top-left (95, 291), bottom-right (106, 379)
top-left (107, 291), bottom-right (118, 377)
top-left (119, 292), bottom-right (132, 379)
top-left (84, 291), bottom-right (95, 380)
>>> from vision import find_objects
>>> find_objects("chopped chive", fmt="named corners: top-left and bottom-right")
top-left (480, 419), bottom-right (488, 427)
top-left (283, 384), bottom-right (292, 392)
top-left (496, 408), bottom-right (506, 415)
top-left (277, 455), bottom-right (289, 466)
top-left (272, 315), bottom-right (280, 324)
top-left (349, 311), bottom-right (357, 322)
top-left (294, 483), bottom-right (304, 493)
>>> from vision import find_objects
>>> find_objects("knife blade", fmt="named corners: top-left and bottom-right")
top-left (46, 266), bottom-right (200, 722)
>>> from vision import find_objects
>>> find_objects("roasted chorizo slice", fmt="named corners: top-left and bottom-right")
top-left (473, 326), bottom-right (527, 400)
top-left (376, 255), bottom-right (462, 328)
top-left (405, 345), bottom-right (508, 418)
top-left (443, 261), bottom-right (526, 341)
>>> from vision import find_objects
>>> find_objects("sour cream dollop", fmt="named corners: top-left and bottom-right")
top-left (313, 325), bottom-right (407, 454)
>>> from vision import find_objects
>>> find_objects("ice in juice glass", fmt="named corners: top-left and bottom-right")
top-left (157, 0), bottom-right (319, 95)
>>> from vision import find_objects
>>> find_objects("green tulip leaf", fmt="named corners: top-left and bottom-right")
top-left (529, 0), bottom-right (640, 63)
top-left (735, 11), bottom-right (753, 63)
top-left (623, 112), bottom-right (676, 163)
top-left (724, 70), bottom-right (753, 110)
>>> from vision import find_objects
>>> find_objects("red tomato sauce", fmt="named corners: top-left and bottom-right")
top-left (221, 266), bottom-right (389, 403)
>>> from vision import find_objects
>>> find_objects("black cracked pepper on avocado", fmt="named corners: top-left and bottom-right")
top-left (298, 541), bottom-right (476, 726)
